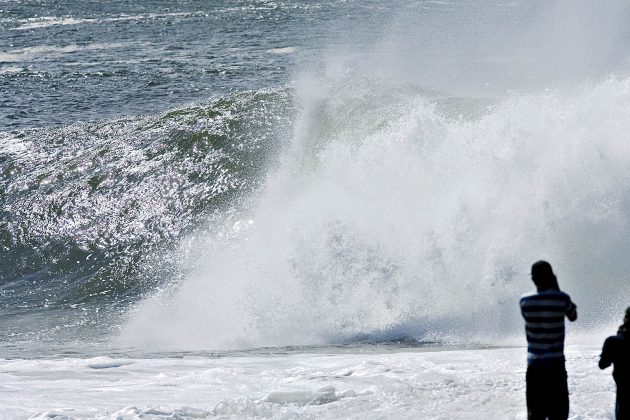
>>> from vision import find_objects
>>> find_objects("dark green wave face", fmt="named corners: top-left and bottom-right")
top-left (0, 89), bottom-right (295, 342)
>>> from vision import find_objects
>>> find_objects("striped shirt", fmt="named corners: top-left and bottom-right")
top-left (520, 289), bottom-right (577, 365)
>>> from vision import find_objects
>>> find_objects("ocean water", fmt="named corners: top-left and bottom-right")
top-left (2, 0), bottom-right (630, 418)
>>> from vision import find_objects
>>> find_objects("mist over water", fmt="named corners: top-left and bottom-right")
top-left (353, 0), bottom-right (630, 95)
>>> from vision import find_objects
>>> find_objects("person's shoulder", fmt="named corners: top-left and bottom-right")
top-left (519, 291), bottom-right (538, 303)
top-left (541, 289), bottom-right (572, 300)
top-left (557, 290), bottom-right (572, 300)
top-left (604, 334), bottom-right (624, 347)
top-left (520, 290), bottom-right (540, 298)
top-left (609, 333), bottom-right (626, 342)
top-left (520, 289), bottom-right (569, 300)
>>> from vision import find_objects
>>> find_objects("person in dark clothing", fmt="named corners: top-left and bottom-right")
top-left (599, 307), bottom-right (630, 420)
top-left (520, 261), bottom-right (578, 420)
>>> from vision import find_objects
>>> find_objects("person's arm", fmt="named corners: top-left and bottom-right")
top-left (599, 337), bottom-right (613, 369)
top-left (565, 300), bottom-right (577, 322)
top-left (519, 297), bottom-right (527, 320)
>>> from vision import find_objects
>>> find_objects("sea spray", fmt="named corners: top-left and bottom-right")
top-left (359, 0), bottom-right (630, 95)
top-left (122, 74), bottom-right (630, 351)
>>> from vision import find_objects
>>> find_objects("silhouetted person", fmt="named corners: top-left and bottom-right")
top-left (520, 260), bottom-right (578, 420)
top-left (599, 307), bottom-right (630, 419)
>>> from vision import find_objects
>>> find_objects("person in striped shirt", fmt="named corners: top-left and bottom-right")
top-left (520, 260), bottom-right (578, 420)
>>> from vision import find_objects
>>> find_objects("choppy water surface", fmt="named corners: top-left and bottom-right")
top-left (1, 0), bottom-right (389, 130)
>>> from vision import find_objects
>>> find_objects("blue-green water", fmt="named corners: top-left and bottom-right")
top-left (0, 0), bottom-right (391, 130)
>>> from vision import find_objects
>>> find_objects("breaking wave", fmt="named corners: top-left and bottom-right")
top-left (122, 74), bottom-right (630, 350)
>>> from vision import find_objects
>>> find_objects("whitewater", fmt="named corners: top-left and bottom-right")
top-left (2, 0), bottom-right (630, 418)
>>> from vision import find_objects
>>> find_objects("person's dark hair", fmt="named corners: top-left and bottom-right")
top-left (618, 306), bottom-right (630, 335)
top-left (531, 260), bottom-right (560, 291)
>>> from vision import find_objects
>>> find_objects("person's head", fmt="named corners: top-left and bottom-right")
top-left (619, 306), bottom-right (630, 335)
top-left (531, 260), bottom-right (559, 291)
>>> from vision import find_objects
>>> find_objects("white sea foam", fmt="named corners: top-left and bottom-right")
top-left (0, 134), bottom-right (32, 157)
top-left (0, 345), bottom-right (618, 419)
top-left (13, 17), bottom-right (94, 30)
top-left (10, 12), bottom-right (208, 31)
top-left (267, 47), bottom-right (298, 55)
top-left (0, 43), bottom-right (126, 63)
top-left (85, 356), bottom-right (133, 369)
top-left (0, 65), bottom-right (24, 74)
